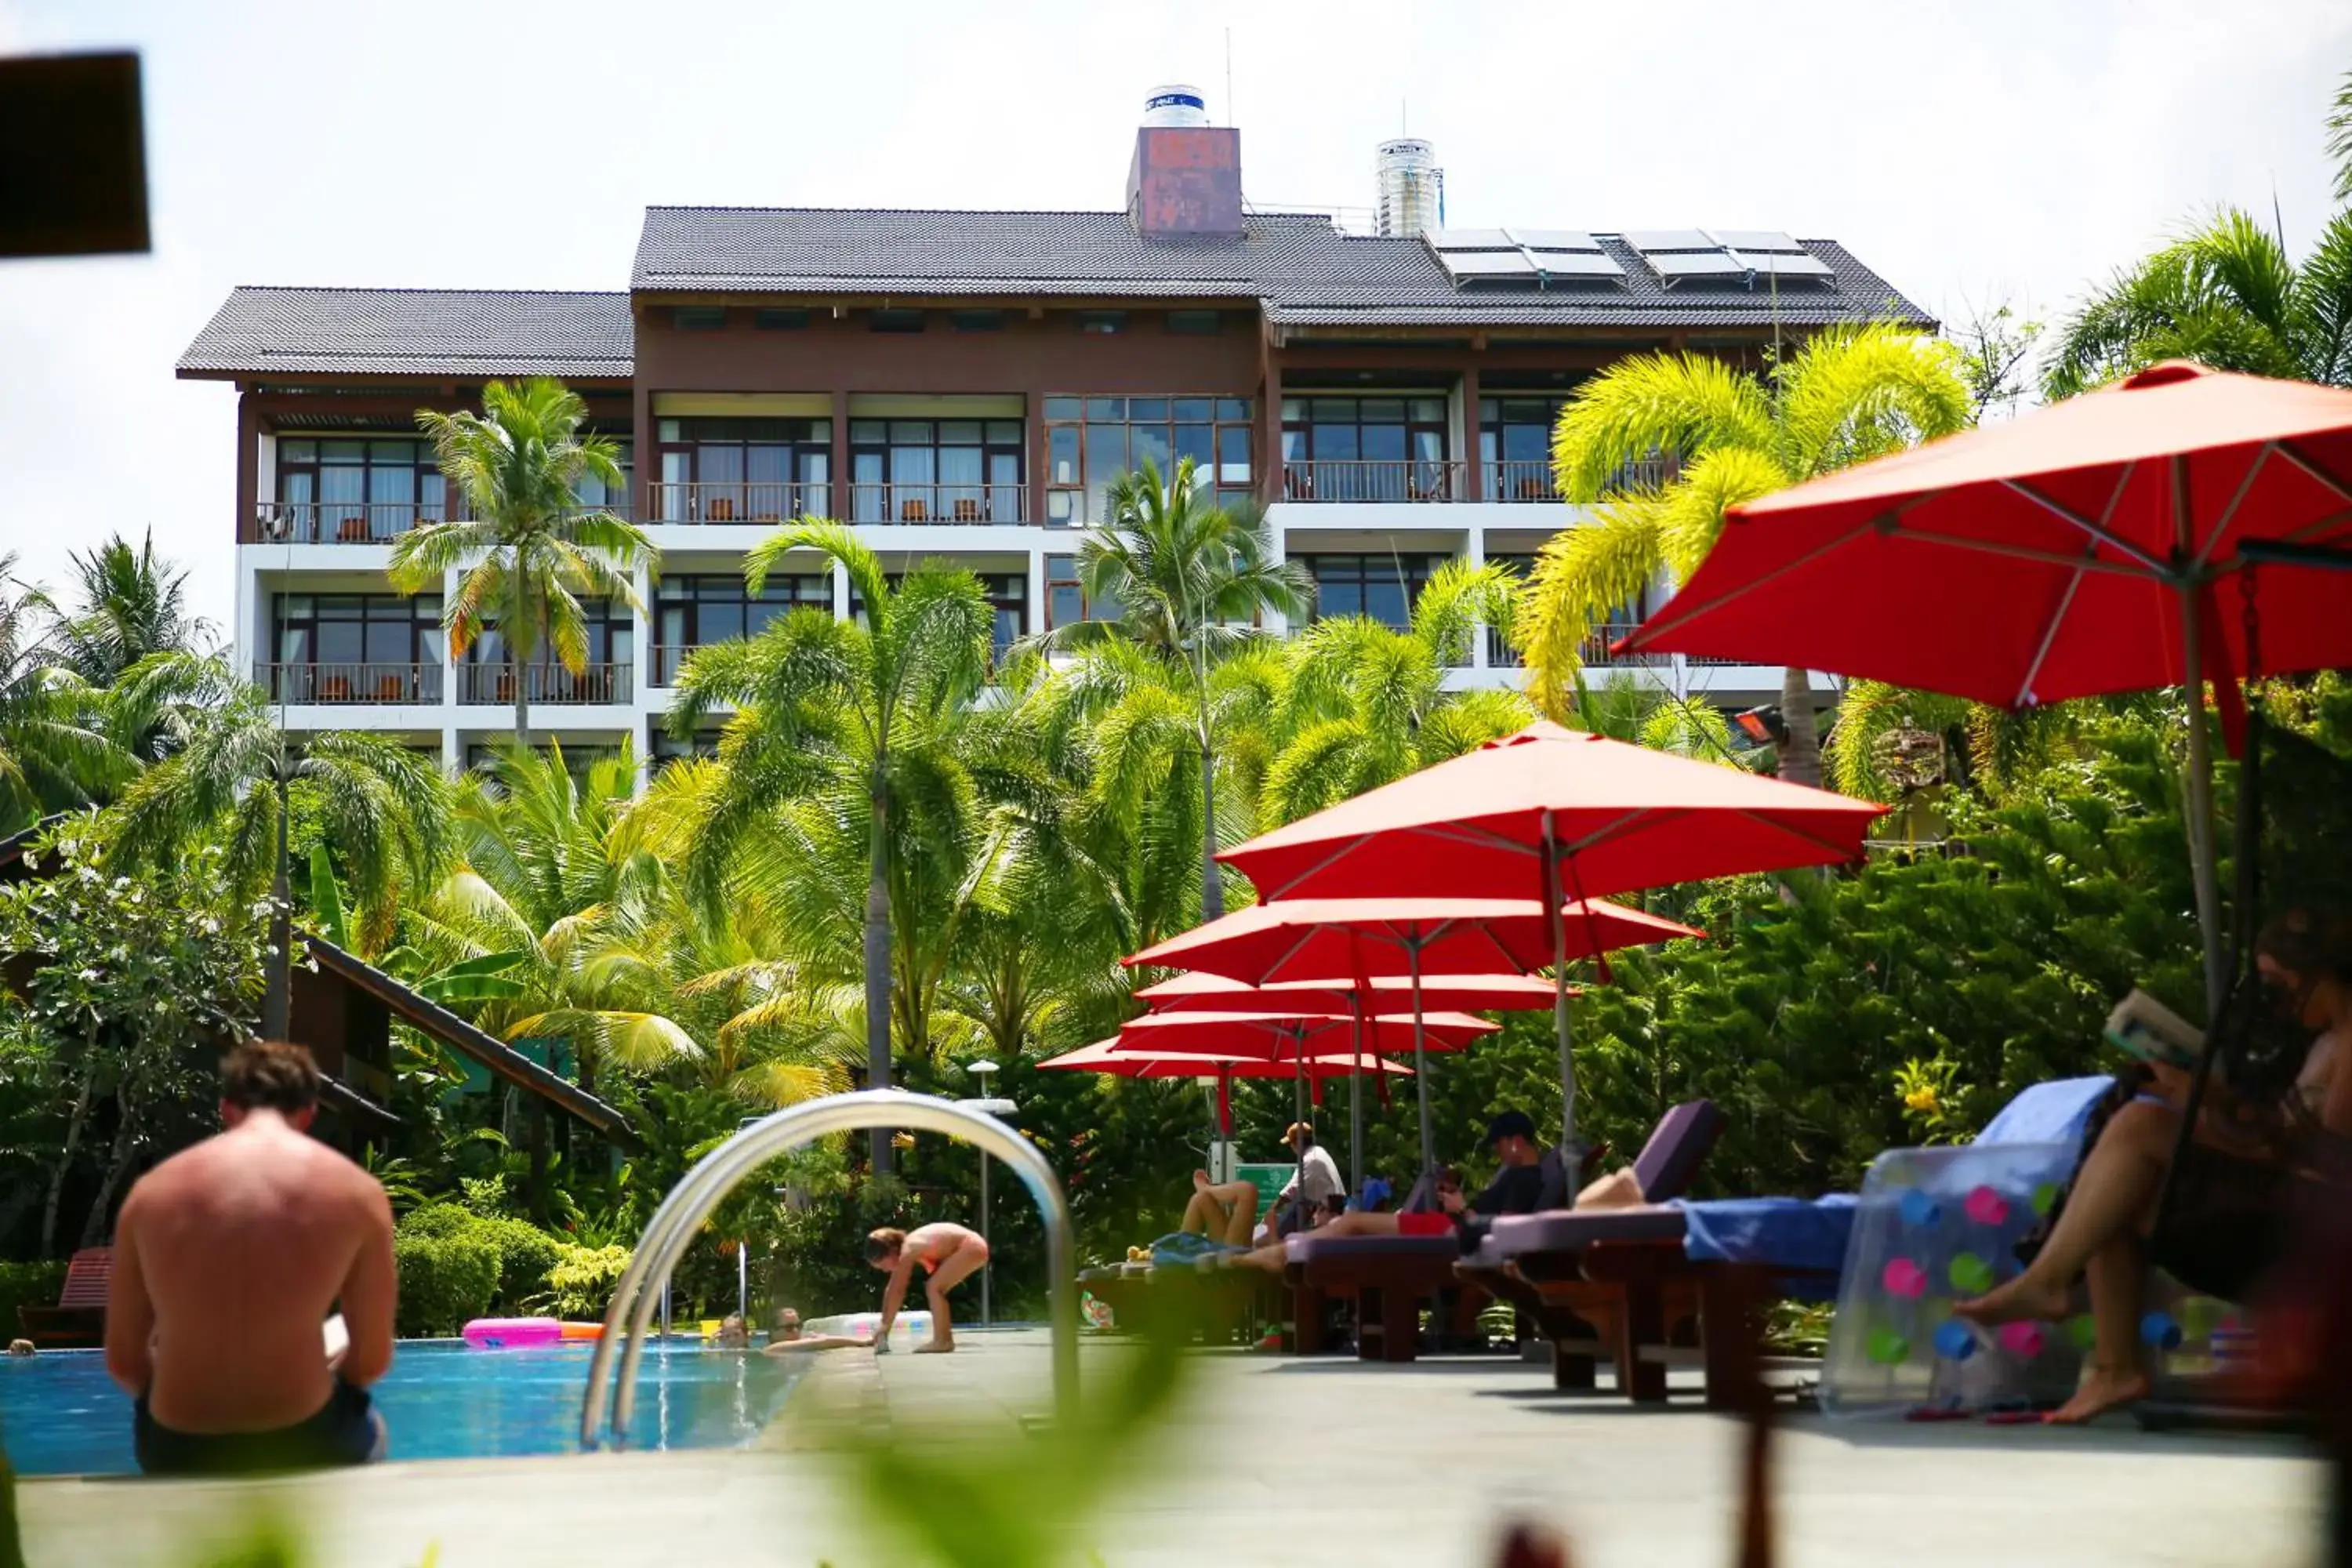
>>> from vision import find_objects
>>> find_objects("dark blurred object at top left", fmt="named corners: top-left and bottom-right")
top-left (0, 51), bottom-right (148, 258)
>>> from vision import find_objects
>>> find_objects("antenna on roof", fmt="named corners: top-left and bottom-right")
top-left (1224, 29), bottom-right (1235, 126)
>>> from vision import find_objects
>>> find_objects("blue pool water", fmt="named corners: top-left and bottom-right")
top-left (0, 1341), bottom-right (804, 1476)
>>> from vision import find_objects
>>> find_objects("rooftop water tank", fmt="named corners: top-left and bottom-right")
top-left (1142, 84), bottom-right (1210, 128)
top-left (1376, 137), bottom-right (1443, 238)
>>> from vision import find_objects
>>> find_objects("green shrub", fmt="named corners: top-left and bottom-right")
top-left (0, 1261), bottom-right (69, 1338)
top-left (393, 1235), bottom-right (499, 1338)
top-left (537, 1243), bottom-right (632, 1322)
top-left (395, 1204), bottom-right (562, 1316)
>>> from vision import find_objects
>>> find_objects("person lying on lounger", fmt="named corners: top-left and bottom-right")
top-left (1178, 1123), bottom-right (1345, 1246)
top-left (1225, 1110), bottom-right (1550, 1272)
top-left (866, 1222), bottom-right (989, 1354)
top-left (1958, 906), bottom-right (2352, 1423)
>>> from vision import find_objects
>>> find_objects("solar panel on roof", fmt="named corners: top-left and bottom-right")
top-left (1527, 251), bottom-right (1624, 279)
top-left (1730, 249), bottom-right (1835, 279)
top-left (1505, 227), bottom-right (1603, 252)
top-left (1439, 250), bottom-right (1540, 278)
top-left (1624, 230), bottom-right (1715, 253)
top-left (1647, 251), bottom-right (1750, 280)
top-left (1431, 228), bottom-right (1515, 251)
top-left (1711, 230), bottom-right (1804, 254)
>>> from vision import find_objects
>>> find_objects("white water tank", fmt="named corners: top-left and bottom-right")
top-left (1142, 84), bottom-right (1210, 128)
top-left (1375, 137), bottom-right (1443, 238)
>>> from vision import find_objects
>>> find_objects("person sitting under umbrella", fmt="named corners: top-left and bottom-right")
top-left (1958, 907), bottom-right (2350, 1421)
top-left (1177, 1123), bottom-right (1343, 1246)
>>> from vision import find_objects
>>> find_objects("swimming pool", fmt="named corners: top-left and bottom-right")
top-left (0, 1341), bottom-right (804, 1476)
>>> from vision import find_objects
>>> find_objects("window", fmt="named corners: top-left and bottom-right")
top-left (1044, 554), bottom-right (1123, 630)
top-left (269, 592), bottom-right (441, 702)
top-left (466, 742), bottom-right (622, 782)
top-left (653, 417), bottom-right (829, 522)
top-left (1077, 310), bottom-right (1127, 335)
top-left (869, 309), bottom-right (925, 333)
top-left (1479, 397), bottom-right (1566, 502)
top-left (572, 437), bottom-right (633, 518)
top-left (1040, 395), bottom-right (1254, 527)
top-left (951, 310), bottom-right (1006, 332)
top-left (1484, 551), bottom-right (1645, 666)
top-left (652, 728), bottom-right (723, 771)
top-left (1302, 554), bottom-right (1443, 630)
top-left (1282, 396), bottom-right (1452, 501)
top-left (1165, 310), bottom-right (1223, 336)
top-left (673, 307), bottom-right (726, 330)
top-left (467, 602), bottom-right (633, 669)
top-left (850, 572), bottom-right (1027, 662)
top-left (653, 572), bottom-right (830, 684)
top-left (274, 437), bottom-right (447, 543)
top-left (848, 418), bottom-right (1023, 523)
top-left (754, 307), bottom-right (810, 331)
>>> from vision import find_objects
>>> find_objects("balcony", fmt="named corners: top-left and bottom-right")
top-left (255, 502), bottom-right (454, 545)
top-left (1486, 623), bottom-right (1655, 670)
top-left (458, 662), bottom-right (633, 706)
top-left (1280, 460), bottom-right (1465, 504)
top-left (847, 483), bottom-right (1028, 524)
top-left (255, 661), bottom-right (442, 704)
top-left (647, 481), bottom-right (827, 526)
top-left (651, 645), bottom-right (691, 687)
top-left (1484, 457), bottom-right (1673, 504)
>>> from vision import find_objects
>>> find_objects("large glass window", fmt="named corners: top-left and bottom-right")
top-left (652, 573), bottom-right (830, 684)
top-left (848, 419), bottom-right (1022, 523)
top-left (851, 572), bottom-right (1027, 662)
top-left (274, 438), bottom-right (447, 543)
top-left (1479, 398), bottom-right (1566, 503)
top-left (1040, 395), bottom-right (1254, 528)
top-left (1279, 396), bottom-right (1452, 502)
top-left (654, 418), bottom-right (829, 523)
top-left (1302, 554), bottom-right (1443, 630)
top-left (463, 603), bottom-right (633, 704)
top-left (268, 592), bottom-right (441, 701)
top-left (1044, 554), bottom-right (1123, 631)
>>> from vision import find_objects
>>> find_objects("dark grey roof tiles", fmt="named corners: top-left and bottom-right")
top-left (630, 207), bottom-right (1932, 329)
top-left (178, 287), bottom-right (634, 377)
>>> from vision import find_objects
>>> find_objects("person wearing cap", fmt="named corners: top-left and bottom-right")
top-left (1265, 1123), bottom-right (1344, 1236)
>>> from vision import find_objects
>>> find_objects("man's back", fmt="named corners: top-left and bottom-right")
top-left (111, 1116), bottom-right (394, 1433)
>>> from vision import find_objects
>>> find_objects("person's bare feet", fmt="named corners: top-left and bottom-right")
top-left (1952, 1272), bottom-right (2070, 1328)
top-left (913, 1337), bottom-right (956, 1354)
top-left (1192, 1169), bottom-right (1214, 1193)
top-left (2045, 1363), bottom-right (2150, 1424)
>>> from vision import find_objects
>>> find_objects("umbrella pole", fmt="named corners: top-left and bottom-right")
top-left (1408, 939), bottom-right (1436, 1182)
top-left (1541, 809), bottom-right (1580, 1166)
top-left (2178, 587), bottom-right (2229, 1012)
top-left (1349, 994), bottom-right (1366, 1198)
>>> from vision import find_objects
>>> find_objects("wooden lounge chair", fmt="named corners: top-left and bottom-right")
top-left (1289, 1100), bottom-right (1722, 1363)
top-left (18, 1247), bottom-right (113, 1349)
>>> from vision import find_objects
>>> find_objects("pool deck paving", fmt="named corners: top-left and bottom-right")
top-left (15, 1329), bottom-right (2324, 1567)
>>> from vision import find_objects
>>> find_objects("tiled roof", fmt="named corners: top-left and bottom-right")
top-left (177, 287), bottom-right (634, 378)
top-left (632, 207), bottom-right (1932, 330)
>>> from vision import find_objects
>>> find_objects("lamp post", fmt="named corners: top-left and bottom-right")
top-left (964, 1059), bottom-right (1018, 1330)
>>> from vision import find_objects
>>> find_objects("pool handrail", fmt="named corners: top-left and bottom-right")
top-left (579, 1090), bottom-right (1079, 1448)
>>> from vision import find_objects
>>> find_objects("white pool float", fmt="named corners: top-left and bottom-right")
top-left (801, 1310), bottom-right (932, 1346)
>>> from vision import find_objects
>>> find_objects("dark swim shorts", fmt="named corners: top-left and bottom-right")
top-left (136, 1378), bottom-right (385, 1475)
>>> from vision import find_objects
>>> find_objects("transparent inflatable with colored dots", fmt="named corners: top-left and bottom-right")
top-left (1822, 1140), bottom-right (2089, 1418)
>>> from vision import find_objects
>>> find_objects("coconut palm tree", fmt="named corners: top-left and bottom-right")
top-left (58, 531), bottom-right (205, 688)
top-left (1261, 559), bottom-right (1533, 823)
top-left (107, 655), bottom-right (451, 1036)
top-left (1044, 457), bottom-right (1312, 920)
top-left (390, 378), bottom-right (655, 746)
top-left (670, 521), bottom-right (991, 1170)
top-left (1515, 325), bottom-right (1972, 786)
top-left (0, 559), bottom-right (132, 830)
top-left (2043, 208), bottom-right (2352, 397)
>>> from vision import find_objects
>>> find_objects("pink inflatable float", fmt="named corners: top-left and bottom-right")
top-left (463, 1316), bottom-right (564, 1349)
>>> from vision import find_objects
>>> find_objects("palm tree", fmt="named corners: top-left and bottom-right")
top-left (2332, 66), bottom-right (2352, 203)
top-left (0, 558), bottom-right (132, 830)
top-left (1515, 325), bottom-right (1972, 786)
top-left (390, 378), bottom-right (655, 746)
top-left (2044, 208), bottom-right (2352, 397)
top-left (108, 656), bottom-right (451, 1036)
top-left (58, 531), bottom-right (204, 688)
top-left (1044, 457), bottom-right (1311, 920)
top-left (1261, 559), bottom-right (1533, 822)
top-left (670, 520), bottom-right (991, 1171)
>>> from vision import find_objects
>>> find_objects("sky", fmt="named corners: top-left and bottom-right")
top-left (2, 0), bottom-right (2347, 638)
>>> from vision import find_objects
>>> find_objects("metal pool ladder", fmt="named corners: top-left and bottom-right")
top-left (578, 1090), bottom-right (1080, 1449)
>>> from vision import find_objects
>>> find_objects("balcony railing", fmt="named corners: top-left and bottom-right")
top-left (256, 661), bottom-right (442, 704)
top-left (253, 497), bottom-right (631, 543)
top-left (458, 662), bottom-right (633, 706)
top-left (1483, 456), bottom-right (1672, 504)
top-left (846, 483), bottom-right (1027, 524)
top-left (1485, 622), bottom-right (1654, 670)
top-left (1280, 459), bottom-right (1465, 503)
top-left (646, 481), bottom-right (827, 525)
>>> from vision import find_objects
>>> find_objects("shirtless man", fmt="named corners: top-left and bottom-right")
top-left (760, 1307), bottom-right (868, 1356)
top-left (865, 1222), bottom-right (988, 1354)
top-left (106, 1040), bottom-right (397, 1475)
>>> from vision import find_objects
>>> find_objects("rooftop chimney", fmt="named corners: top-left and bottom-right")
top-left (1126, 85), bottom-right (1243, 239)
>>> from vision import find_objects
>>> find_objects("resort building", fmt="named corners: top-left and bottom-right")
top-left (178, 89), bottom-right (1930, 772)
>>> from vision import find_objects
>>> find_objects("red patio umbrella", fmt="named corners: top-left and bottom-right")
top-left (1037, 1038), bottom-right (1414, 1150)
top-left (1125, 898), bottom-right (1695, 1174)
top-left (1621, 360), bottom-right (2352, 1001)
top-left (1213, 721), bottom-right (1876, 1156)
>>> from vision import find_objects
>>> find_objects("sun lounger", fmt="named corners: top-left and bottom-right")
top-left (1287, 1100), bottom-right (1724, 1363)
top-left (17, 1247), bottom-right (113, 1349)
top-left (1460, 1076), bottom-right (2114, 1405)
